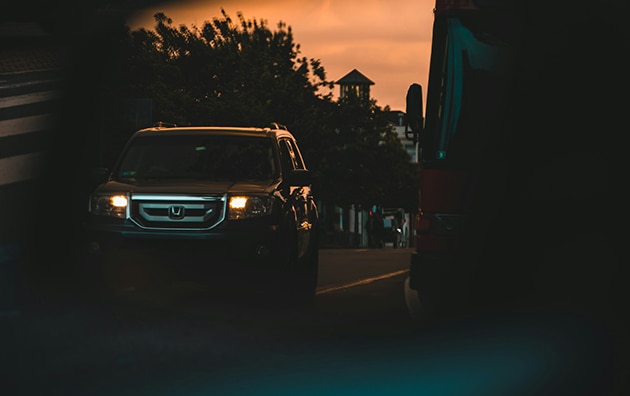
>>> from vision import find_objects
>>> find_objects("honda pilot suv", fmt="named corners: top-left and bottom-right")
top-left (82, 124), bottom-right (319, 298)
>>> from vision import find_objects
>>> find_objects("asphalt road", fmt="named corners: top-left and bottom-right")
top-left (3, 247), bottom-right (414, 395)
top-left (2, 247), bottom-right (624, 396)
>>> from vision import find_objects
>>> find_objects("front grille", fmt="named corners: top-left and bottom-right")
top-left (129, 194), bottom-right (226, 230)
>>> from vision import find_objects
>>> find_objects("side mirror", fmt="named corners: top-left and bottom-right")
top-left (88, 167), bottom-right (110, 190)
top-left (287, 169), bottom-right (313, 186)
top-left (405, 83), bottom-right (424, 144)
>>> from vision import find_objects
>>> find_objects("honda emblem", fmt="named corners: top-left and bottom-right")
top-left (168, 205), bottom-right (186, 220)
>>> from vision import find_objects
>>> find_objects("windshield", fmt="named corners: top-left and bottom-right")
top-left (114, 135), bottom-right (278, 182)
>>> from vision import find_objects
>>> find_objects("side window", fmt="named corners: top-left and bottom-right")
top-left (287, 139), bottom-right (305, 170)
top-left (278, 139), bottom-right (296, 174)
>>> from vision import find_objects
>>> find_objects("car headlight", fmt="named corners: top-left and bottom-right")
top-left (89, 194), bottom-right (128, 219)
top-left (228, 195), bottom-right (274, 220)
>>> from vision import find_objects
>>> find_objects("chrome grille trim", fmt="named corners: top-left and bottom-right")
top-left (129, 194), bottom-right (226, 230)
top-left (139, 203), bottom-right (214, 222)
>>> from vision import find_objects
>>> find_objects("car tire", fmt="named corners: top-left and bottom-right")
top-left (295, 244), bottom-right (319, 301)
top-left (274, 232), bottom-right (318, 304)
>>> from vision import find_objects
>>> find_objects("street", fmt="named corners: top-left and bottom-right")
top-left (2, 247), bottom-right (619, 396)
top-left (4, 247), bottom-right (416, 395)
top-left (1, 19), bottom-right (625, 396)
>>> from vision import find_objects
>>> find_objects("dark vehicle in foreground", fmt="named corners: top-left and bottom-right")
top-left (405, 0), bottom-right (622, 327)
top-left (82, 124), bottom-right (319, 299)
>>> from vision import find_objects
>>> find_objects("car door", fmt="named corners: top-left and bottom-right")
top-left (278, 137), bottom-right (314, 259)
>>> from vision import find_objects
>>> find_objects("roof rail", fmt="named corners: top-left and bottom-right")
top-left (153, 121), bottom-right (177, 128)
top-left (269, 122), bottom-right (287, 130)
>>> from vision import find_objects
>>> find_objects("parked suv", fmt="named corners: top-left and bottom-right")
top-left (82, 124), bottom-right (319, 299)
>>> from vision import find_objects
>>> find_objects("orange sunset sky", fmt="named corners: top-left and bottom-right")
top-left (126, 0), bottom-right (436, 112)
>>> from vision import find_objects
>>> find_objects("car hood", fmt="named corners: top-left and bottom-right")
top-left (94, 179), bottom-right (280, 195)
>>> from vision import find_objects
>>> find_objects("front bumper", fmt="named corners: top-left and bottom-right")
top-left (82, 216), bottom-right (288, 276)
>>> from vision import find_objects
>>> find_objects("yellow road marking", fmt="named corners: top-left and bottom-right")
top-left (315, 269), bottom-right (409, 295)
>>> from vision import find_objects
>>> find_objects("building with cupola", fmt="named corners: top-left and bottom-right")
top-left (335, 68), bottom-right (374, 105)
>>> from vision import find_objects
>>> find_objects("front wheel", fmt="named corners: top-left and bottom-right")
top-left (281, 252), bottom-right (318, 303)
top-left (297, 245), bottom-right (319, 299)
top-left (277, 238), bottom-right (318, 304)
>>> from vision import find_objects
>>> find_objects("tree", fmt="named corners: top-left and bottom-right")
top-left (122, 10), bottom-right (333, 127)
top-left (311, 91), bottom-right (419, 213)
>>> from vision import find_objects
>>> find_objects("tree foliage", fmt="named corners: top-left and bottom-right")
top-left (119, 10), bottom-right (418, 213)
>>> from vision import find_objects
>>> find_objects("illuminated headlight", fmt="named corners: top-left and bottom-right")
top-left (228, 196), bottom-right (274, 220)
top-left (89, 194), bottom-right (128, 219)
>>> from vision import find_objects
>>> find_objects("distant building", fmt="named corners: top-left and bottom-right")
top-left (335, 68), bottom-right (374, 105)
top-left (335, 68), bottom-right (417, 161)
top-left (385, 110), bottom-right (418, 163)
